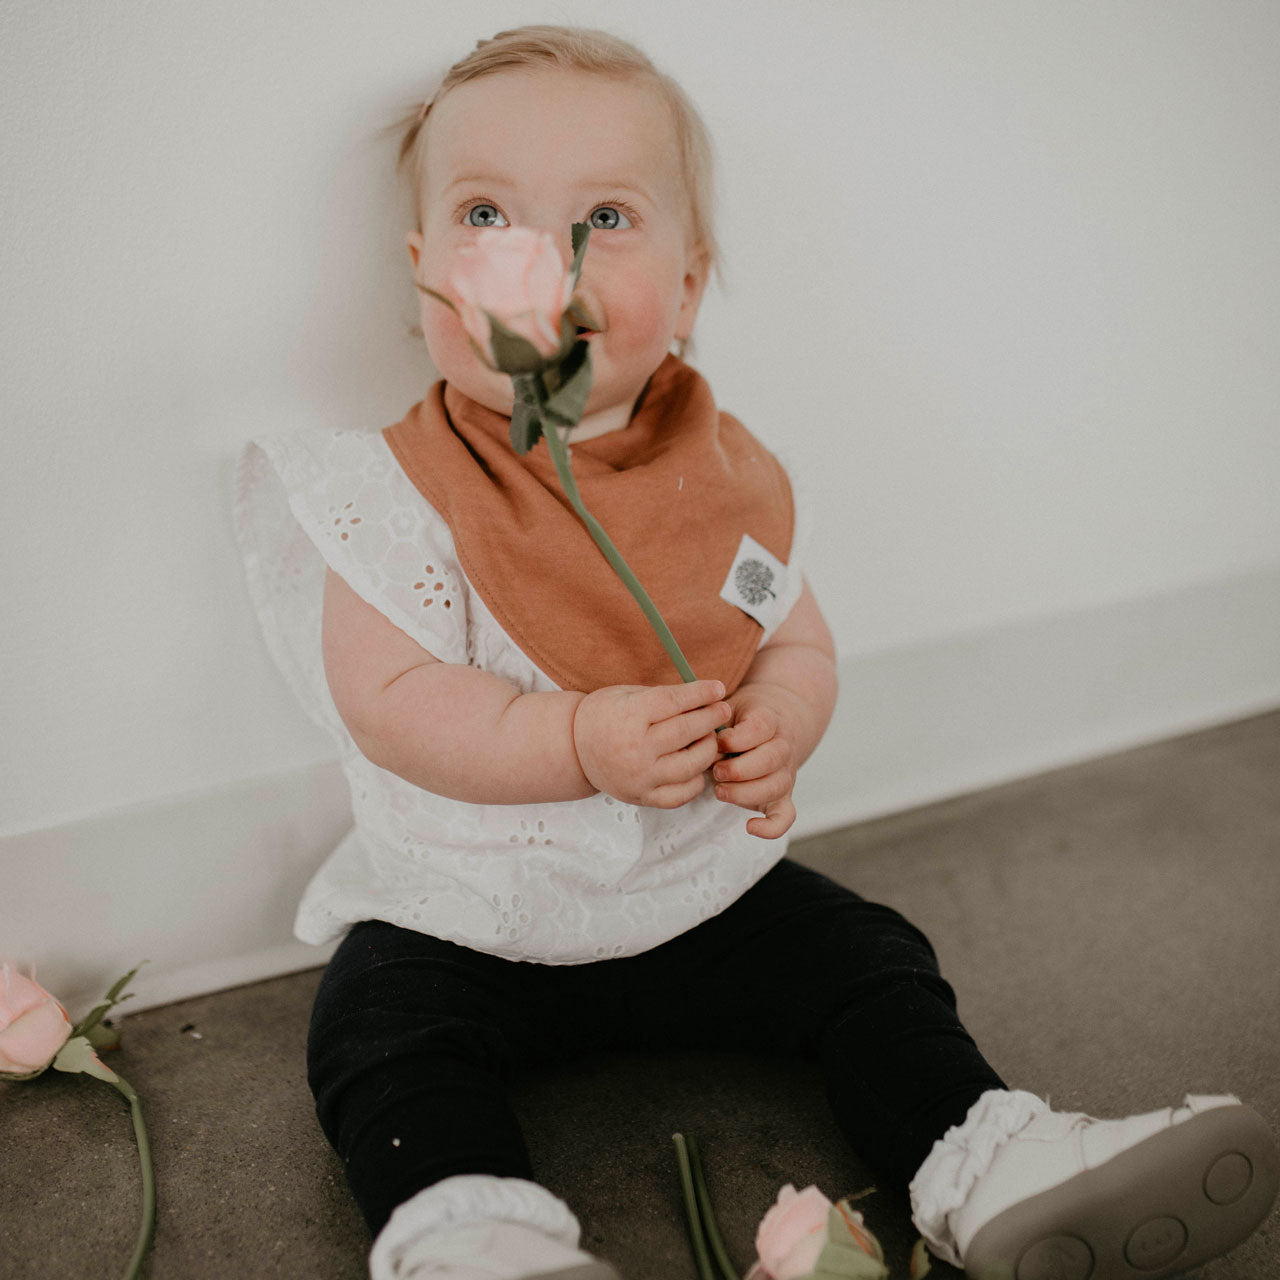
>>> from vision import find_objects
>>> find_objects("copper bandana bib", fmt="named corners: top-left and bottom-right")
top-left (383, 354), bottom-right (794, 694)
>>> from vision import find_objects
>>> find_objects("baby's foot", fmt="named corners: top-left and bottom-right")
top-left (369, 1175), bottom-right (623, 1280)
top-left (374, 1218), bottom-right (621, 1279)
top-left (940, 1094), bottom-right (1278, 1279)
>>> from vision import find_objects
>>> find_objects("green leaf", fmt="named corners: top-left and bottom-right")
top-left (804, 1260), bottom-right (889, 1280)
top-left (909, 1237), bottom-right (933, 1278)
top-left (570, 221), bottom-right (591, 285)
top-left (488, 315), bottom-right (552, 374)
top-left (72, 1001), bottom-right (111, 1038)
top-left (543, 341), bottom-right (594, 428)
top-left (52, 1035), bottom-right (119, 1083)
top-left (72, 962), bottom-right (142, 1040)
top-left (773, 1202), bottom-right (891, 1280)
top-left (509, 374), bottom-right (544, 454)
top-left (542, 339), bottom-right (566, 397)
top-left (802, 1242), bottom-right (890, 1279)
top-left (830, 1202), bottom-right (885, 1263)
top-left (103, 965), bottom-right (142, 1005)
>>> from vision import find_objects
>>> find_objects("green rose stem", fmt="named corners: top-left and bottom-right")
top-left (539, 410), bottom-right (698, 684)
top-left (108, 1071), bottom-right (155, 1280)
top-left (425, 221), bottom-right (699, 686)
top-left (673, 1133), bottom-right (740, 1280)
top-left (54, 965), bottom-right (156, 1280)
top-left (674, 1133), bottom-right (717, 1280)
top-left (686, 1134), bottom-right (740, 1280)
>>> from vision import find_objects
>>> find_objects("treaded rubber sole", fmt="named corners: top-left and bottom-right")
top-left (963, 1104), bottom-right (1280, 1279)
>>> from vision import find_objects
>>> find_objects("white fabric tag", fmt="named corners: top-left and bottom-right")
top-left (720, 533), bottom-right (788, 628)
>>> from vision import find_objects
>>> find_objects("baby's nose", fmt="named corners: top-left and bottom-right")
top-left (569, 291), bottom-right (603, 333)
top-left (519, 216), bottom-right (576, 259)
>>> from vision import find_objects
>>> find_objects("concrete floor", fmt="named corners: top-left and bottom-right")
top-left (4, 710), bottom-right (1278, 1279)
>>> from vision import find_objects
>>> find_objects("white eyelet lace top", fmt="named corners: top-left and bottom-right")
top-left (234, 426), bottom-right (807, 963)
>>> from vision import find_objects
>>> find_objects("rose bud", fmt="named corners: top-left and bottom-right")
top-left (750, 1184), bottom-right (832, 1278)
top-left (451, 226), bottom-right (575, 367)
top-left (0, 964), bottom-right (73, 1077)
top-left (748, 1184), bottom-right (888, 1280)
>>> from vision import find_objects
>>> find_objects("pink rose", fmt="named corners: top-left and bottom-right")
top-left (748, 1185), bottom-right (888, 1280)
top-left (450, 227), bottom-right (574, 366)
top-left (0, 964), bottom-right (73, 1076)
top-left (751, 1184), bottom-right (833, 1279)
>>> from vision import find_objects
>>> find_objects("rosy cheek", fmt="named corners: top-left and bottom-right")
top-left (420, 300), bottom-right (471, 366)
top-left (419, 304), bottom-right (514, 415)
top-left (604, 276), bottom-right (671, 351)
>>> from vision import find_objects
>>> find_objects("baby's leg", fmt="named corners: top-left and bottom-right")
top-left (308, 920), bottom-right (538, 1232)
top-left (796, 882), bottom-right (1008, 1188)
top-left (307, 920), bottom-right (620, 1278)
top-left (629, 858), bottom-right (1006, 1186)
top-left (643, 860), bottom-right (1277, 1277)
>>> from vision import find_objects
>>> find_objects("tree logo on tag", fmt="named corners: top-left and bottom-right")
top-left (734, 558), bottom-right (776, 606)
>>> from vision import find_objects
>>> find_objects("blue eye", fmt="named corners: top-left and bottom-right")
top-left (465, 204), bottom-right (508, 228)
top-left (588, 206), bottom-right (632, 230)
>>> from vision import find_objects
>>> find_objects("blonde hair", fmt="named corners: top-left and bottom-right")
top-left (396, 25), bottom-right (719, 280)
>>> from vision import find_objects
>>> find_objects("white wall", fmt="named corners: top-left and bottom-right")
top-left (3, 2), bottom-right (1278, 1010)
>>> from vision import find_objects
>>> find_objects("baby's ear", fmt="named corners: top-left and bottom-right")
top-left (406, 230), bottom-right (424, 272)
top-left (675, 246), bottom-right (711, 341)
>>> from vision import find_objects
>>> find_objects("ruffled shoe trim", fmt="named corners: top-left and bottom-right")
top-left (908, 1088), bottom-right (1048, 1266)
top-left (370, 1174), bottom-right (582, 1279)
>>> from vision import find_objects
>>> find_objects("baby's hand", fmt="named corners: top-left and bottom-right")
top-left (573, 679), bottom-right (730, 809)
top-left (711, 689), bottom-right (801, 839)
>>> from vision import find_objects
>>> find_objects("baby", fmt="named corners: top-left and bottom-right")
top-left (236, 24), bottom-right (1277, 1280)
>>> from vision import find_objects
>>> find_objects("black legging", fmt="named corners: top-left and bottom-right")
top-left (307, 858), bottom-right (1006, 1234)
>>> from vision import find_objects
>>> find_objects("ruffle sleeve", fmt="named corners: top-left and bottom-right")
top-left (234, 429), bottom-right (470, 740)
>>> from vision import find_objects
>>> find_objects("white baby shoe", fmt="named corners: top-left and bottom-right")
top-left (372, 1220), bottom-right (619, 1279)
top-left (369, 1175), bottom-right (622, 1280)
top-left (912, 1090), bottom-right (1279, 1279)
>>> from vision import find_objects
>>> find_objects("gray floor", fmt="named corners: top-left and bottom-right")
top-left (4, 710), bottom-right (1279, 1279)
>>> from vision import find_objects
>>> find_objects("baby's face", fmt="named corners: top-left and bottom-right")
top-left (409, 67), bottom-right (708, 439)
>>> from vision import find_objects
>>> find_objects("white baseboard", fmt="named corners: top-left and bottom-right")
top-left (5, 563), bottom-right (1278, 1016)
top-left (793, 562), bottom-right (1280, 836)
top-left (1, 765), bottom-right (349, 1018)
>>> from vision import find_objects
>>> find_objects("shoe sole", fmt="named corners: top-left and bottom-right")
top-left (963, 1104), bottom-right (1279, 1280)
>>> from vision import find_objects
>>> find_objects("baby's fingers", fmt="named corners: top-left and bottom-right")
top-left (715, 704), bottom-right (778, 756)
top-left (712, 738), bottom-right (791, 786)
top-left (654, 707), bottom-right (732, 757)
top-left (647, 772), bottom-right (709, 810)
top-left (713, 770), bottom-right (790, 814)
top-left (657, 731), bottom-right (721, 786)
top-left (647, 679), bottom-right (726, 724)
top-left (745, 797), bottom-right (796, 840)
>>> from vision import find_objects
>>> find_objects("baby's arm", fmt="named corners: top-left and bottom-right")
top-left (711, 579), bottom-right (838, 839)
top-left (321, 569), bottom-right (730, 808)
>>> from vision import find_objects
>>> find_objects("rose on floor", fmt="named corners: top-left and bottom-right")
top-left (673, 1135), bottom-right (933, 1280)
top-left (1, 963), bottom-right (154, 1280)
top-left (0, 965), bottom-right (73, 1076)
top-left (747, 1184), bottom-right (891, 1280)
